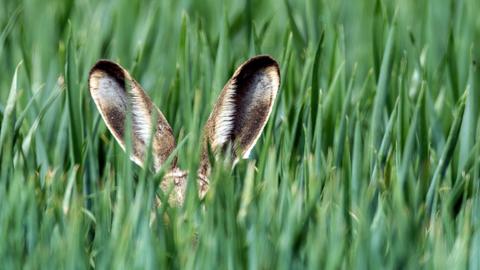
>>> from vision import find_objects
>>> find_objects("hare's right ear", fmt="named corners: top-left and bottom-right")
top-left (200, 55), bottom-right (280, 173)
top-left (88, 60), bottom-right (176, 171)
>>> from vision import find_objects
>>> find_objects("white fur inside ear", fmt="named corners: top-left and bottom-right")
top-left (90, 71), bottom-right (146, 167)
top-left (90, 71), bottom-right (127, 111)
top-left (241, 66), bottom-right (280, 158)
top-left (213, 80), bottom-right (237, 149)
top-left (130, 86), bottom-right (153, 145)
top-left (211, 65), bottom-right (280, 158)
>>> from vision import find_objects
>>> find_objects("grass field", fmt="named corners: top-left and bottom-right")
top-left (1, 0), bottom-right (480, 269)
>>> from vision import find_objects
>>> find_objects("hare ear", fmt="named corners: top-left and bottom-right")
top-left (203, 55), bottom-right (280, 163)
top-left (88, 60), bottom-right (176, 171)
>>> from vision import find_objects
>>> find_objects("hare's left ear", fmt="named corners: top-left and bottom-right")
top-left (88, 60), bottom-right (177, 171)
top-left (201, 55), bottom-right (280, 170)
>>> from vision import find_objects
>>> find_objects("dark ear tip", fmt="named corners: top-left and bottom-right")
top-left (241, 55), bottom-right (280, 77)
top-left (88, 60), bottom-right (126, 89)
top-left (248, 55), bottom-right (279, 67)
top-left (89, 60), bottom-right (124, 76)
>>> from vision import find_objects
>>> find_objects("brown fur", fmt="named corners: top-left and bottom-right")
top-left (88, 56), bottom-right (280, 206)
top-left (89, 60), bottom-right (176, 170)
top-left (200, 55), bottom-right (280, 175)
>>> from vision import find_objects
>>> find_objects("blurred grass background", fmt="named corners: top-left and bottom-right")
top-left (1, 0), bottom-right (480, 269)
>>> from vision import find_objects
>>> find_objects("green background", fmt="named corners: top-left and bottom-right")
top-left (0, 0), bottom-right (479, 269)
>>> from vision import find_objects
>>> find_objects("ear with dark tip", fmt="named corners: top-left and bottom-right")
top-left (199, 55), bottom-right (280, 175)
top-left (88, 60), bottom-right (177, 171)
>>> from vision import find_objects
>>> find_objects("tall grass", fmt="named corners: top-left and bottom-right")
top-left (0, 0), bottom-right (479, 269)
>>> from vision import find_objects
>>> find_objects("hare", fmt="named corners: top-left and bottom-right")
top-left (88, 55), bottom-right (280, 206)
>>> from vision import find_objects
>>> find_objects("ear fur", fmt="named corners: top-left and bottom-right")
top-left (88, 60), bottom-right (176, 171)
top-left (200, 55), bottom-right (280, 174)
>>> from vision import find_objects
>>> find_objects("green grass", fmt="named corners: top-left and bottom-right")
top-left (1, 0), bottom-right (480, 269)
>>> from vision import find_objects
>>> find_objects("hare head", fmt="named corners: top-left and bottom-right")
top-left (88, 55), bottom-right (280, 206)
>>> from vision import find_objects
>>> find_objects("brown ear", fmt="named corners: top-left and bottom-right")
top-left (88, 60), bottom-right (176, 171)
top-left (200, 55), bottom-right (280, 174)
